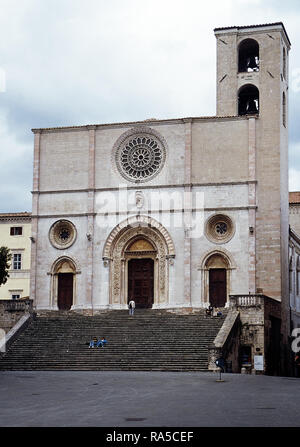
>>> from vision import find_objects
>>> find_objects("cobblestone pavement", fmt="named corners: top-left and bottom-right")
top-left (0, 371), bottom-right (299, 427)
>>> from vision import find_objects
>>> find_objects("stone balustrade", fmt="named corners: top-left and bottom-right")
top-left (229, 294), bottom-right (265, 307)
top-left (0, 299), bottom-right (34, 334)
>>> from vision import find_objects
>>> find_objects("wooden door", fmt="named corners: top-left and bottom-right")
top-left (128, 259), bottom-right (154, 308)
top-left (57, 273), bottom-right (73, 310)
top-left (209, 268), bottom-right (226, 307)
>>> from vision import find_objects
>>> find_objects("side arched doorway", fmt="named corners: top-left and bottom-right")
top-left (206, 254), bottom-right (228, 307)
top-left (51, 258), bottom-right (77, 310)
top-left (199, 250), bottom-right (235, 308)
top-left (58, 272), bottom-right (73, 310)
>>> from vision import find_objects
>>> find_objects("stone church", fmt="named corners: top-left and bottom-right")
top-left (30, 23), bottom-right (295, 374)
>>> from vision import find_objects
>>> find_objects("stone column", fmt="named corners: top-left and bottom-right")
top-left (30, 130), bottom-right (41, 306)
top-left (248, 117), bottom-right (256, 293)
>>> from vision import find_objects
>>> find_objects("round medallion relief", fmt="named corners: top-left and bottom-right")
top-left (115, 130), bottom-right (166, 183)
top-left (49, 220), bottom-right (77, 249)
top-left (205, 214), bottom-right (235, 244)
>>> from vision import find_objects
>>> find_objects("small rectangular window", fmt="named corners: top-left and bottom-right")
top-left (11, 294), bottom-right (20, 300)
top-left (10, 227), bottom-right (22, 236)
top-left (13, 253), bottom-right (22, 270)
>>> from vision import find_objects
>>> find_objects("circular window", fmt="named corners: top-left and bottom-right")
top-left (114, 130), bottom-right (166, 183)
top-left (49, 220), bottom-right (77, 249)
top-left (205, 214), bottom-right (235, 244)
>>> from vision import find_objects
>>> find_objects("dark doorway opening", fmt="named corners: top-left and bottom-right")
top-left (240, 345), bottom-right (252, 368)
top-left (209, 268), bottom-right (226, 307)
top-left (57, 273), bottom-right (73, 310)
top-left (266, 316), bottom-right (282, 376)
top-left (128, 258), bottom-right (154, 308)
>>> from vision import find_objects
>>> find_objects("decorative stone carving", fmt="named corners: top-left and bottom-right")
top-left (135, 191), bottom-right (144, 209)
top-left (103, 215), bottom-right (175, 307)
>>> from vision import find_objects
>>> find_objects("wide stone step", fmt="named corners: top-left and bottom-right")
top-left (0, 309), bottom-right (226, 371)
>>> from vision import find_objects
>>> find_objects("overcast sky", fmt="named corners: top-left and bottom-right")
top-left (0, 0), bottom-right (300, 212)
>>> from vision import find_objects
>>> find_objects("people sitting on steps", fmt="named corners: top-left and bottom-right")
top-left (206, 305), bottom-right (223, 317)
top-left (88, 336), bottom-right (98, 348)
top-left (88, 336), bottom-right (108, 348)
top-left (206, 305), bottom-right (214, 316)
top-left (96, 337), bottom-right (107, 348)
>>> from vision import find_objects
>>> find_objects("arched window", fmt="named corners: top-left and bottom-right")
top-left (283, 47), bottom-right (287, 80)
top-left (282, 91), bottom-right (286, 127)
top-left (238, 84), bottom-right (259, 116)
top-left (289, 257), bottom-right (293, 294)
top-left (238, 39), bottom-right (259, 72)
top-left (297, 256), bottom-right (300, 296)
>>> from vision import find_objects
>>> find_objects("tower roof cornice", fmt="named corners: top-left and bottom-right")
top-left (214, 22), bottom-right (291, 47)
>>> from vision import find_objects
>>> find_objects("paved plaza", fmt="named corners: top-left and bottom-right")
top-left (0, 370), bottom-right (300, 428)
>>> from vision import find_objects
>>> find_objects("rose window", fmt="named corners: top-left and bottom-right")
top-left (116, 135), bottom-right (165, 182)
top-left (215, 222), bottom-right (228, 235)
top-left (205, 214), bottom-right (235, 244)
top-left (49, 220), bottom-right (77, 249)
top-left (59, 228), bottom-right (71, 241)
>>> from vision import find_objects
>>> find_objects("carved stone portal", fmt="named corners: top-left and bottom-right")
top-left (103, 216), bottom-right (175, 308)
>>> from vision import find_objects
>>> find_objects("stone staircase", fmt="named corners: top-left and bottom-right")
top-left (0, 309), bottom-right (226, 371)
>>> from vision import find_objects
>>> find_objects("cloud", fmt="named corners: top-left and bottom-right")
top-left (0, 110), bottom-right (32, 212)
top-left (1, 0), bottom-right (300, 214)
top-left (289, 168), bottom-right (300, 191)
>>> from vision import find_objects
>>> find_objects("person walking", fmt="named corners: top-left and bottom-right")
top-left (128, 299), bottom-right (135, 316)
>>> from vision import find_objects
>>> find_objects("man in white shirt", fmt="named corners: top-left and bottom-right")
top-left (128, 299), bottom-right (135, 316)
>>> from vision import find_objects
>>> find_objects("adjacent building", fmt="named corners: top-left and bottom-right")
top-left (0, 213), bottom-right (32, 300)
top-left (289, 192), bottom-right (300, 335)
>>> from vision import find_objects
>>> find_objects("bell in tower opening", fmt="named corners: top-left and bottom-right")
top-left (238, 84), bottom-right (259, 115)
top-left (238, 38), bottom-right (259, 72)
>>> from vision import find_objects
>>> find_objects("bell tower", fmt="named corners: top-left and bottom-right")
top-left (214, 23), bottom-right (291, 370)
top-left (214, 22), bottom-right (290, 118)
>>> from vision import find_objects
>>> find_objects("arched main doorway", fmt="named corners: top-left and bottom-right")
top-left (127, 239), bottom-right (155, 308)
top-left (102, 215), bottom-right (175, 309)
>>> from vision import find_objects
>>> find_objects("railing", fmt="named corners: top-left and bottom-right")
top-left (208, 309), bottom-right (241, 372)
top-left (229, 294), bottom-right (265, 307)
top-left (3, 299), bottom-right (33, 313)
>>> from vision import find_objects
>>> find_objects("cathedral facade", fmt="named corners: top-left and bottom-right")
top-left (30, 23), bottom-right (292, 372)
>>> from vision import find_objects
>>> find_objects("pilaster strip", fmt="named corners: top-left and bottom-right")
top-left (30, 131), bottom-right (41, 304)
top-left (184, 119), bottom-right (192, 305)
top-left (248, 117), bottom-right (256, 293)
top-left (86, 126), bottom-right (96, 311)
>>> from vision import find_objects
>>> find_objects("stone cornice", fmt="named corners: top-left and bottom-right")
top-left (31, 205), bottom-right (257, 219)
top-left (0, 214), bottom-right (31, 222)
top-left (31, 115), bottom-right (254, 134)
top-left (31, 180), bottom-right (257, 195)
